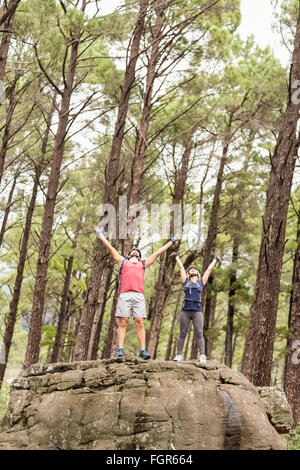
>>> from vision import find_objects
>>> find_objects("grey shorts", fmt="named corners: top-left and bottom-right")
top-left (116, 291), bottom-right (147, 318)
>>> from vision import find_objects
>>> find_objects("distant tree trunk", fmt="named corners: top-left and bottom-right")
top-left (0, 168), bottom-right (18, 247)
top-left (172, 334), bottom-right (178, 360)
top-left (122, 0), bottom-right (166, 255)
top-left (24, 23), bottom-right (83, 369)
top-left (0, 99), bottom-right (53, 382)
top-left (241, 6), bottom-right (300, 386)
top-left (0, 172), bottom-right (38, 382)
top-left (69, 314), bottom-right (80, 361)
top-left (198, 135), bottom-right (231, 359)
top-left (284, 210), bottom-right (300, 427)
top-left (225, 238), bottom-right (239, 367)
top-left (183, 325), bottom-right (192, 360)
top-left (0, 0), bottom-right (21, 29)
top-left (165, 291), bottom-right (181, 361)
top-left (103, 2), bottom-right (166, 359)
top-left (88, 264), bottom-right (113, 360)
top-left (205, 294), bottom-right (216, 359)
top-left (73, 0), bottom-right (150, 361)
top-left (102, 284), bottom-right (119, 359)
top-left (64, 308), bottom-right (75, 362)
top-left (0, 77), bottom-right (17, 185)
top-left (147, 145), bottom-right (192, 358)
top-left (0, 0), bottom-right (20, 80)
top-left (232, 330), bottom-right (239, 360)
top-left (50, 252), bottom-right (75, 364)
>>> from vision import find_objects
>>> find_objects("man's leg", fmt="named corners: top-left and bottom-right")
top-left (117, 317), bottom-right (129, 349)
top-left (134, 317), bottom-right (146, 350)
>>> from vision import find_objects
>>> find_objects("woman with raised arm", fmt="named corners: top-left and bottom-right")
top-left (171, 252), bottom-right (221, 364)
top-left (94, 227), bottom-right (178, 359)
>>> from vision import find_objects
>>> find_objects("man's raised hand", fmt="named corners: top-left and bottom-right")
top-left (170, 234), bottom-right (180, 244)
top-left (214, 255), bottom-right (222, 265)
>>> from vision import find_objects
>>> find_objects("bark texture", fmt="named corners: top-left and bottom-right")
top-left (242, 6), bottom-right (300, 385)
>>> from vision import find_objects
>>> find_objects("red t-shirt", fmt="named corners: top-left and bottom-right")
top-left (120, 260), bottom-right (145, 294)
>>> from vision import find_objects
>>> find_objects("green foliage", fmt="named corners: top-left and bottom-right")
top-left (0, 383), bottom-right (10, 420)
top-left (285, 424), bottom-right (300, 450)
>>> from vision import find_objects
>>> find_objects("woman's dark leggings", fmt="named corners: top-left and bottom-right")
top-left (177, 309), bottom-right (205, 355)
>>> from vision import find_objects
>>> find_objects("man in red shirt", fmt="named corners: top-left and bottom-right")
top-left (94, 228), bottom-right (178, 359)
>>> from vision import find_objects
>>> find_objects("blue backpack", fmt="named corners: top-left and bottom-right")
top-left (183, 279), bottom-right (203, 309)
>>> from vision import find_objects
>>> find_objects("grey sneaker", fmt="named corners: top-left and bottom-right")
top-left (199, 354), bottom-right (207, 364)
top-left (173, 354), bottom-right (183, 361)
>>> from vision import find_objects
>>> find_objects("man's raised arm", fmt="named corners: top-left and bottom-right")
top-left (145, 236), bottom-right (179, 269)
top-left (93, 227), bottom-right (124, 267)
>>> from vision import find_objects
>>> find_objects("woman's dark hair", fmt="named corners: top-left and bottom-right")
top-left (187, 265), bottom-right (200, 277)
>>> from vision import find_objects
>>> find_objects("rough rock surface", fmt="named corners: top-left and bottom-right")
top-left (0, 359), bottom-right (287, 450)
top-left (257, 386), bottom-right (294, 434)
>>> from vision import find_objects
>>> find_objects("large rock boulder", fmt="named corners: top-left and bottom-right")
top-left (0, 358), bottom-right (287, 450)
top-left (257, 386), bottom-right (294, 434)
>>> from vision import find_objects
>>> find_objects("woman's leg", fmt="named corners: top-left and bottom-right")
top-left (191, 311), bottom-right (205, 355)
top-left (177, 310), bottom-right (191, 355)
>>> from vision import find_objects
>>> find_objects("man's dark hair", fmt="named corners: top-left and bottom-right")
top-left (128, 247), bottom-right (142, 259)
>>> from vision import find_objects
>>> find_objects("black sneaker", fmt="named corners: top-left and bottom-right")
top-left (116, 348), bottom-right (124, 358)
top-left (139, 349), bottom-right (151, 360)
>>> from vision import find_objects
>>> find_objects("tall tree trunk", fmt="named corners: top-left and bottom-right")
top-left (100, 2), bottom-right (166, 359)
top-left (64, 308), bottom-right (75, 362)
top-left (0, 168), bottom-right (17, 247)
top-left (241, 6), bottom-right (300, 386)
top-left (147, 145), bottom-right (192, 358)
top-left (225, 238), bottom-right (239, 367)
top-left (204, 293), bottom-right (216, 359)
top-left (0, 0), bottom-right (21, 28)
top-left (24, 21), bottom-right (83, 369)
top-left (0, 0), bottom-right (20, 80)
top-left (88, 264), bottom-right (113, 360)
top-left (183, 324), bottom-right (192, 360)
top-left (0, 77), bottom-right (16, 185)
top-left (73, 0), bottom-right (150, 361)
top-left (189, 137), bottom-right (230, 360)
top-left (50, 252), bottom-right (75, 364)
top-left (172, 334), bottom-right (178, 360)
top-left (102, 283), bottom-right (119, 359)
top-left (122, 0), bottom-right (166, 254)
top-left (200, 134), bottom-right (231, 350)
top-left (165, 290), bottom-right (181, 361)
top-left (0, 99), bottom-right (53, 382)
top-left (283, 210), bottom-right (300, 427)
top-left (0, 168), bottom-right (40, 382)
